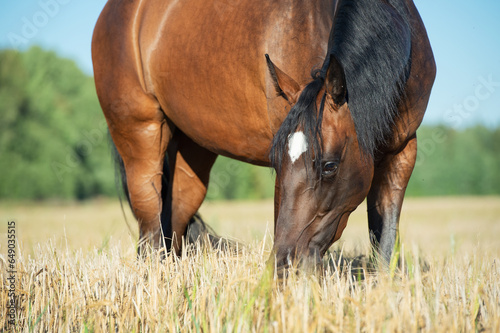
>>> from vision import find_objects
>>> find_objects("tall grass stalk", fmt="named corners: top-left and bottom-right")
top-left (1, 234), bottom-right (499, 332)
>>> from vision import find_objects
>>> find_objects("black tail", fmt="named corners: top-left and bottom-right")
top-left (110, 135), bottom-right (131, 209)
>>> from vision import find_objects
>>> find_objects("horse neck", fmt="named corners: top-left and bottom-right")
top-left (267, 0), bottom-right (336, 84)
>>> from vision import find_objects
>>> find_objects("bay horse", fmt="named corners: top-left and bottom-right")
top-left (92, 0), bottom-right (435, 268)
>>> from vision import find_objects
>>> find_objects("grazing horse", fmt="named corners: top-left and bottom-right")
top-left (92, 0), bottom-right (435, 268)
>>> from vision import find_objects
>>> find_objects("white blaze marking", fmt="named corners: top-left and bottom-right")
top-left (288, 131), bottom-right (308, 164)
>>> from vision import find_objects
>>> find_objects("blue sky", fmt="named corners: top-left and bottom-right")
top-left (1, 0), bottom-right (499, 128)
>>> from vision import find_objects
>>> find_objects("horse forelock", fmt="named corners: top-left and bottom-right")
top-left (270, 76), bottom-right (326, 176)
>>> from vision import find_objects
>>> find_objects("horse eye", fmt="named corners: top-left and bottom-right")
top-left (322, 161), bottom-right (339, 177)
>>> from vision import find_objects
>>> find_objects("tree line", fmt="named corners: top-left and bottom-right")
top-left (0, 47), bottom-right (115, 199)
top-left (0, 47), bottom-right (498, 201)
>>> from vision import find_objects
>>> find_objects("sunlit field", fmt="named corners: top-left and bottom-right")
top-left (1, 197), bottom-right (499, 332)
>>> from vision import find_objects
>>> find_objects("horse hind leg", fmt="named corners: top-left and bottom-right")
top-left (168, 132), bottom-right (218, 254)
top-left (103, 88), bottom-right (173, 255)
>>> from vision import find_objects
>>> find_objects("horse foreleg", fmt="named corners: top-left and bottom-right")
top-left (367, 135), bottom-right (417, 264)
top-left (169, 133), bottom-right (218, 253)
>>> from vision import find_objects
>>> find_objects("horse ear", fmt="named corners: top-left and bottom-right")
top-left (265, 54), bottom-right (300, 104)
top-left (326, 55), bottom-right (347, 106)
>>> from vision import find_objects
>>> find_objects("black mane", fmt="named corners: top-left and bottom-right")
top-left (270, 0), bottom-right (412, 173)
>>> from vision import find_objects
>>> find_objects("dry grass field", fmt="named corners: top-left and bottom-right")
top-left (1, 197), bottom-right (499, 332)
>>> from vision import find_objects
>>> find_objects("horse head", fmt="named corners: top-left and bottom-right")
top-left (267, 54), bottom-right (374, 271)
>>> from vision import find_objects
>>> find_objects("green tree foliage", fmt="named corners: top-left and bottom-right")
top-left (0, 47), bottom-right (115, 200)
top-left (208, 125), bottom-right (500, 200)
top-left (407, 125), bottom-right (500, 196)
top-left (1, 48), bottom-right (499, 201)
top-left (206, 156), bottom-right (275, 200)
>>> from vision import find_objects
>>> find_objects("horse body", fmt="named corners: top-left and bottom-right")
top-left (95, 0), bottom-right (333, 164)
top-left (92, 0), bottom-right (435, 266)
